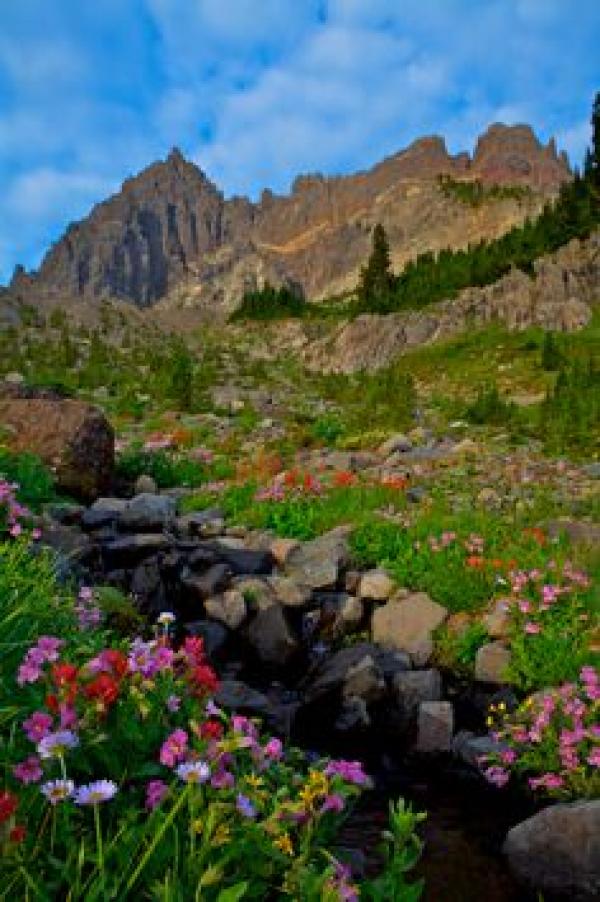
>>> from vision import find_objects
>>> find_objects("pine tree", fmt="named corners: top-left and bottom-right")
top-left (584, 91), bottom-right (600, 191)
top-left (356, 223), bottom-right (394, 312)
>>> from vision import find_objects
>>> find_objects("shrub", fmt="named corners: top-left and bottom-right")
top-left (230, 284), bottom-right (305, 321)
top-left (464, 384), bottom-right (517, 426)
top-left (0, 449), bottom-right (57, 511)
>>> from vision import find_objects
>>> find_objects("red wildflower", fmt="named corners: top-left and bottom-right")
top-left (523, 527), bottom-right (546, 547)
top-left (191, 664), bottom-right (219, 695)
top-left (45, 694), bottom-right (59, 713)
top-left (199, 720), bottom-right (223, 740)
top-left (101, 649), bottom-right (129, 679)
top-left (0, 791), bottom-right (17, 823)
top-left (9, 825), bottom-right (26, 844)
top-left (466, 555), bottom-right (485, 570)
top-left (381, 475), bottom-right (408, 490)
top-left (51, 663), bottom-right (78, 687)
top-left (284, 470), bottom-right (298, 487)
top-left (85, 673), bottom-right (120, 707)
top-left (182, 636), bottom-right (205, 666)
top-left (333, 470), bottom-right (355, 487)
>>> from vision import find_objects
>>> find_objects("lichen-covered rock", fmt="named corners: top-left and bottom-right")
top-left (0, 395), bottom-right (114, 501)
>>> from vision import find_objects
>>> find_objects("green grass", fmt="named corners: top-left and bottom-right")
top-left (0, 448), bottom-right (57, 510)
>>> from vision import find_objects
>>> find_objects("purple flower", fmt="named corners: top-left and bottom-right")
top-left (13, 756), bottom-right (43, 785)
top-left (166, 694), bottom-right (181, 713)
top-left (325, 760), bottom-right (369, 786)
top-left (321, 793), bottom-right (345, 814)
top-left (211, 769), bottom-right (235, 790)
top-left (37, 730), bottom-right (79, 760)
top-left (205, 699), bottom-right (223, 719)
top-left (74, 780), bottom-right (118, 805)
top-left (145, 780), bottom-right (168, 810)
top-left (483, 766), bottom-right (510, 788)
top-left (236, 793), bottom-right (257, 818)
top-left (175, 761), bottom-right (210, 784)
top-left (41, 779), bottom-right (74, 805)
top-left (587, 748), bottom-right (600, 768)
top-left (23, 711), bottom-right (53, 743)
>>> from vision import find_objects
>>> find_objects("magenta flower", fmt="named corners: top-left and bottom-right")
top-left (587, 748), bottom-right (600, 768)
top-left (211, 769), bottom-right (235, 790)
top-left (524, 622), bottom-right (541, 634)
top-left (321, 793), bottom-right (345, 814)
top-left (23, 711), bottom-right (53, 743)
top-left (13, 756), bottom-right (43, 785)
top-left (74, 780), bottom-right (118, 805)
top-left (159, 729), bottom-right (188, 767)
top-left (529, 773), bottom-right (564, 791)
top-left (166, 694), bottom-right (181, 713)
top-left (483, 766), bottom-right (510, 788)
top-left (325, 760), bottom-right (369, 786)
top-left (264, 737), bottom-right (283, 761)
top-left (145, 780), bottom-right (168, 810)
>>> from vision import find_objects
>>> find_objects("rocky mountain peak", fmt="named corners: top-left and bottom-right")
top-left (471, 123), bottom-right (570, 187)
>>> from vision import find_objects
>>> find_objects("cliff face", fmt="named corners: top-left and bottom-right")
top-left (10, 124), bottom-right (571, 311)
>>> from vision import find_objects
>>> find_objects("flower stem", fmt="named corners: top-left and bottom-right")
top-left (94, 804), bottom-right (105, 899)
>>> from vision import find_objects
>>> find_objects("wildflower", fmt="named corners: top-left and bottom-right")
top-left (587, 748), bottom-right (600, 768)
top-left (41, 780), bottom-right (75, 805)
top-left (35, 637), bottom-right (64, 662)
top-left (199, 720), bottom-right (223, 741)
top-left (145, 780), bottom-right (168, 810)
top-left (528, 774), bottom-right (564, 791)
top-left (213, 824), bottom-right (231, 846)
top-left (23, 711), bottom-right (53, 743)
top-left (175, 761), bottom-right (210, 784)
top-left (159, 729), bottom-right (188, 767)
top-left (51, 663), bottom-right (78, 687)
top-left (205, 699), bottom-right (224, 719)
top-left (0, 790), bottom-right (18, 822)
top-left (13, 756), bottom-right (43, 785)
top-left (74, 780), bottom-right (118, 805)
top-left (524, 622), bottom-right (541, 635)
top-left (483, 766), bottom-right (510, 788)
top-left (9, 824), bottom-right (26, 843)
top-left (236, 793), bottom-right (257, 818)
top-left (274, 833), bottom-right (294, 855)
top-left (84, 673), bottom-right (120, 707)
top-left (38, 730), bottom-right (79, 759)
top-left (321, 793), bottom-right (345, 814)
top-left (264, 737), bottom-right (283, 761)
top-left (166, 694), bottom-right (181, 713)
top-left (325, 760), bottom-right (369, 786)
top-left (157, 611), bottom-right (176, 627)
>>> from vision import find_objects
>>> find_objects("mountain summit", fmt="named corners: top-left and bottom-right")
top-left (10, 123), bottom-right (570, 312)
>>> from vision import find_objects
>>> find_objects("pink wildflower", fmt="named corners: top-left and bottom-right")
top-left (13, 756), bottom-right (43, 785)
top-left (159, 729), bottom-right (188, 767)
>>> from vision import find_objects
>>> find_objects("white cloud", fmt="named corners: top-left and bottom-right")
top-left (6, 168), bottom-right (114, 221)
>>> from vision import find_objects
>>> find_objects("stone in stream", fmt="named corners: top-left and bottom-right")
top-left (415, 701), bottom-right (454, 753)
top-left (82, 497), bottom-right (128, 530)
top-left (285, 527), bottom-right (350, 590)
top-left (181, 563), bottom-right (232, 601)
top-left (120, 493), bottom-right (177, 533)
top-left (267, 575), bottom-right (312, 608)
top-left (503, 801), bottom-right (600, 901)
top-left (185, 620), bottom-right (228, 658)
top-left (102, 534), bottom-right (173, 568)
top-left (204, 589), bottom-right (247, 631)
top-left (205, 542), bottom-right (274, 576)
top-left (131, 556), bottom-right (167, 616)
top-left (393, 669), bottom-right (443, 722)
top-left (176, 509), bottom-right (225, 538)
top-left (371, 591), bottom-right (448, 663)
top-left (305, 642), bottom-right (389, 702)
top-left (246, 604), bottom-right (299, 667)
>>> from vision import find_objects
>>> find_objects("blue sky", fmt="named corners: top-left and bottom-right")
top-left (0, 0), bottom-right (598, 284)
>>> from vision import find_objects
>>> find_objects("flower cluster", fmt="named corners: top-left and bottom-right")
top-left (482, 666), bottom-right (600, 797)
top-left (74, 586), bottom-right (103, 631)
top-left (0, 478), bottom-right (39, 538)
top-left (505, 562), bottom-right (590, 636)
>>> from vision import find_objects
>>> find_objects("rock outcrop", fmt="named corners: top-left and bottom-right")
top-left (303, 231), bottom-right (600, 373)
top-left (7, 125), bottom-right (570, 312)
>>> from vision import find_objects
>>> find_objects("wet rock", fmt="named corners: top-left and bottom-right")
top-left (285, 527), bottom-right (350, 589)
top-left (102, 534), bottom-right (172, 568)
top-left (394, 669), bottom-right (443, 722)
top-left (247, 604), bottom-right (299, 667)
top-left (475, 641), bottom-right (512, 684)
top-left (206, 542), bottom-right (273, 576)
top-left (415, 701), bottom-right (454, 753)
top-left (182, 563), bottom-right (231, 601)
top-left (233, 576), bottom-right (276, 611)
top-left (177, 509), bottom-right (225, 538)
top-left (187, 545), bottom-right (221, 571)
top-left (503, 801), bottom-right (600, 901)
top-left (371, 592), bottom-right (448, 662)
top-left (39, 522), bottom-right (95, 568)
top-left (131, 557), bottom-right (167, 616)
top-left (305, 642), bottom-right (384, 701)
top-left (358, 568), bottom-right (395, 601)
top-left (82, 498), bottom-right (128, 531)
top-left (335, 696), bottom-right (371, 730)
top-left (205, 589), bottom-right (247, 630)
top-left (120, 493), bottom-right (177, 533)
top-left (215, 679), bottom-right (272, 716)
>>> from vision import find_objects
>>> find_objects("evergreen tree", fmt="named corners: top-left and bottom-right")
top-left (584, 91), bottom-right (600, 191)
top-left (170, 342), bottom-right (194, 411)
top-left (356, 223), bottom-right (394, 312)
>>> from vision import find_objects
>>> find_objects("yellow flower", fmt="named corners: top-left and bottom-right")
top-left (486, 716), bottom-right (494, 727)
top-left (213, 825), bottom-right (231, 846)
top-left (274, 833), bottom-right (294, 856)
top-left (498, 702), bottom-right (506, 711)
top-left (245, 774), bottom-right (264, 790)
top-left (192, 819), bottom-right (203, 834)
top-left (307, 770), bottom-right (329, 796)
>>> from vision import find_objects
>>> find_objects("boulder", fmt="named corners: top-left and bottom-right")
top-left (267, 575), bottom-right (312, 608)
top-left (379, 433), bottom-right (412, 456)
top-left (270, 537), bottom-right (300, 567)
top-left (82, 497), bottom-right (128, 531)
top-left (205, 589), bottom-right (247, 631)
top-left (285, 527), bottom-right (350, 589)
top-left (415, 701), bottom-right (454, 753)
top-left (358, 568), bottom-right (395, 601)
top-left (206, 542), bottom-right (273, 576)
top-left (394, 669), bottom-right (443, 722)
top-left (102, 534), bottom-right (172, 568)
top-left (134, 474), bottom-right (158, 495)
top-left (184, 620), bottom-right (228, 658)
top-left (371, 592), bottom-right (448, 662)
top-left (475, 641), bottom-right (512, 684)
top-left (482, 599), bottom-right (511, 639)
top-left (247, 604), bottom-right (299, 667)
top-left (342, 654), bottom-right (386, 704)
top-left (452, 730), bottom-right (506, 769)
top-left (503, 801), bottom-right (600, 901)
top-left (176, 509), bottom-right (225, 539)
top-left (305, 642), bottom-right (387, 701)
top-left (0, 396), bottom-right (114, 501)
top-left (182, 563), bottom-right (231, 601)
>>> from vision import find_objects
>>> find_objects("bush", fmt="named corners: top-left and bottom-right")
top-left (465, 384), bottom-right (517, 426)
top-left (0, 449), bottom-right (57, 511)
top-left (230, 284), bottom-right (305, 321)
